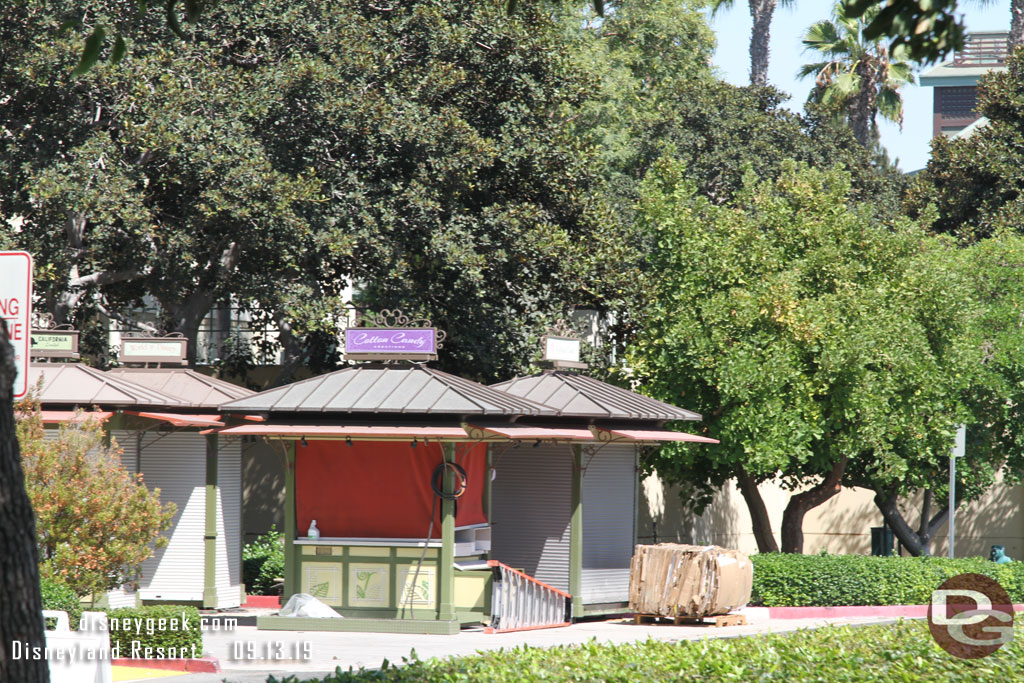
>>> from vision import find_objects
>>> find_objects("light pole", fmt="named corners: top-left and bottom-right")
top-left (948, 425), bottom-right (966, 559)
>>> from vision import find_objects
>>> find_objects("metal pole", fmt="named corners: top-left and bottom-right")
top-left (949, 425), bottom-right (966, 559)
top-left (948, 451), bottom-right (955, 559)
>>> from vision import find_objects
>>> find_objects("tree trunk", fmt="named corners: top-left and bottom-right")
top-left (159, 242), bottom-right (240, 364)
top-left (736, 465), bottom-right (779, 552)
top-left (848, 61), bottom-right (878, 148)
top-left (748, 0), bottom-right (778, 87)
top-left (874, 487), bottom-right (950, 557)
top-left (53, 211), bottom-right (140, 326)
top-left (780, 456), bottom-right (848, 553)
top-left (0, 320), bottom-right (50, 683)
top-left (1011, 0), bottom-right (1024, 51)
top-left (270, 310), bottom-right (307, 387)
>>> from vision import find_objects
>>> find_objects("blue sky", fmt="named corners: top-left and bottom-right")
top-left (709, 1), bottom-right (1012, 172)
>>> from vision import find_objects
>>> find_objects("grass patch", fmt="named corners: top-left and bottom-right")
top-left (268, 620), bottom-right (1024, 682)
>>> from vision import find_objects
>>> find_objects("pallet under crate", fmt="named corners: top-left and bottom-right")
top-left (633, 613), bottom-right (747, 627)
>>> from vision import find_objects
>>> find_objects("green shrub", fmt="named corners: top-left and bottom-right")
top-left (243, 526), bottom-right (285, 595)
top-left (750, 553), bottom-right (1024, 606)
top-left (40, 577), bottom-right (81, 630)
top-left (267, 621), bottom-right (1024, 682)
top-left (107, 605), bottom-right (202, 658)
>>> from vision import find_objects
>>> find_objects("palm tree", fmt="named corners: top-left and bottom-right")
top-left (799, 1), bottom-right (915, 149)
top-left (1013, 0), bottom-right (1024, 49)
top-left (712, 0), bottom-right (796, 87)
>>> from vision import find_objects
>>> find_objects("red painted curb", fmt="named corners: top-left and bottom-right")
top-left (767, 603), bottom-right (1024, 619)
top-left (243, 595), bottom-right (281, 608)
top-left (112, 655), bottom-right (220, 673)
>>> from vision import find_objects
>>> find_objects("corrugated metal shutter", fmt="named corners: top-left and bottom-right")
top-left (137, 432), bottom-right (205, 602)
top-left (490, 444), bottom-right (572, 592)
top-left (581, 445), bottom-right (636, 604)
top-left (216, 438), bottom-right (242, 606)
top-left (52, 429), bottom-right (139, 607)
top-left (110, 430), bottom-right (139, 473)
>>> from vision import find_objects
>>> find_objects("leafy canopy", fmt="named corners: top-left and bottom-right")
top-left (906, 47), bottom-right (1024, 242)
top-left (629, 161), bottom-right (980, 513)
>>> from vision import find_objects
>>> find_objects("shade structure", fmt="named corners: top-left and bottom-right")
top-left (491, 370), bottom-right (701, 421)
top-left (463, 423), bottom-right (594, 441)
top-left (36, 410), bottom-right (114, 424)
top-left (594, 427), bottom-right (718, 444)
top-left (125, 411), bottom-right (225, 428)
top-left (105, 368), bottom-right (253, 409)
top-left (207, 423), bottom-right (472, 440)
top-left (27, 363), bottom-right (184, 408)
top-left (219, 363), bottom-right (556, 416)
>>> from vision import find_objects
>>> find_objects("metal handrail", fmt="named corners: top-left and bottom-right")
top-left (952, 32), bottom-right (1009, 67)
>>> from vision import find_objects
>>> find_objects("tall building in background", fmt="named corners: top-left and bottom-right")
top-left (920, 31), bottom-right (1009, 139)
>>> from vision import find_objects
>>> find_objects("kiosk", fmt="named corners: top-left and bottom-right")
top-left (215, 318), bottom-right (717, 633)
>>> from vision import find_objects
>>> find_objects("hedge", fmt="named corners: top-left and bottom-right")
top-left (40, 577), bottom-right (81, 630)
top-left (268, 621), bottom-right (1024, 682)
top-left (106, 605), bottom-right (203, 658)
top-left (244, 526), bottom-right (285, 595)
top-left (751, 553), bottom-right (1024, 606)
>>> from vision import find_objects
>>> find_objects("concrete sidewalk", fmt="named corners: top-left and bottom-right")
top-left (134, 612), bottom-right (912, 683)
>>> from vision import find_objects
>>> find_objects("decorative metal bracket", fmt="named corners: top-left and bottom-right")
top-left (30, 313), bottom-right (80, 360)
top-left (355, 309), bottom-right (447, 348)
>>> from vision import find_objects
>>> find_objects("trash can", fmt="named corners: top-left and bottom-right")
top-left (871, 526), bottom-right (894, 556)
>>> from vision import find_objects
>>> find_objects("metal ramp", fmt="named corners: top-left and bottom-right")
top-left (485, 560), bottom-right (571, 633)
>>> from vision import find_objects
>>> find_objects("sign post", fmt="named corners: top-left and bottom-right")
top-left (0, 251), bottom-right (33, 399)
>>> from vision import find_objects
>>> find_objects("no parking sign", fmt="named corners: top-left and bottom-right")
top-left (0, 251), bottom-right (32, 399)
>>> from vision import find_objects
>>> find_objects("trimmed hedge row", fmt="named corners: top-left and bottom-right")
top-left (40, 577), bottom-right (82, 630)
top-left (107, 605), bottom-right (203, 658)
top-left (270, 621), bottom-right (1024, 682)
top-left (751, 553), bottom-right (1024, 606)
top-left (38, 578), bottom-right (203, 657)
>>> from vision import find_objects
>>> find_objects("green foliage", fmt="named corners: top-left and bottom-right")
top-left (3, 0), bottom-right (620, 382)
top-left (629, 161), bottom-right (980, 516)
top-left (751, 553), bottom-right (1024, 606)
top-left (846, 0), bottom-right (964, 65)
top-left (573, 2), bottom-right (903, 213)
top-left (907, 47), bottom-right (1024, 242)
top-left (243, 527), bottom-right (285, 596)
top-left (107, 605), bottom-right (202, 657)
top-left (15, 397), bottom-right (176, 597)
top-left (269, 621), bottom-right (1024, 682)
top-left (40, 577), bottom-right (82, 630)
top-left (957, 233), bottom-right (1024, 477)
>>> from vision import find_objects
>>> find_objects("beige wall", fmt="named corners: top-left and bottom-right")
top-left (242, 438), bottom-right (286, 544)
top-left (638, 470), bottom-right (1024, 560)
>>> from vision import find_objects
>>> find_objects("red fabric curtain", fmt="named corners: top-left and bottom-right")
top-left (295, 440), bottom-right (487, 538)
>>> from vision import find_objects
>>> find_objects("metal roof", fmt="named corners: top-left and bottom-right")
top-left (490, 370), bottom-right (701, 422)
top-left (218, 364), bottom-right (557, 416)
top-left (105, 368), bottom-right (253, 409)
top-left (27, 363), bottom-right (185, 408)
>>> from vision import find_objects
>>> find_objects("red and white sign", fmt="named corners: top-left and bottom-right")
top-left (0, 251), bottom-right (33, 399)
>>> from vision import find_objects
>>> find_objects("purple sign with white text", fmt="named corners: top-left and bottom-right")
top-left (345, 328), bottom-right (436, 355)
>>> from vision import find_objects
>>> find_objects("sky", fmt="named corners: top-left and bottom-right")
top-left (709, 1), bottom-right (1012, 172)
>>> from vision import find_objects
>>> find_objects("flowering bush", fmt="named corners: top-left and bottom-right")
top-left (16, 396), bottom-right (176, 597)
